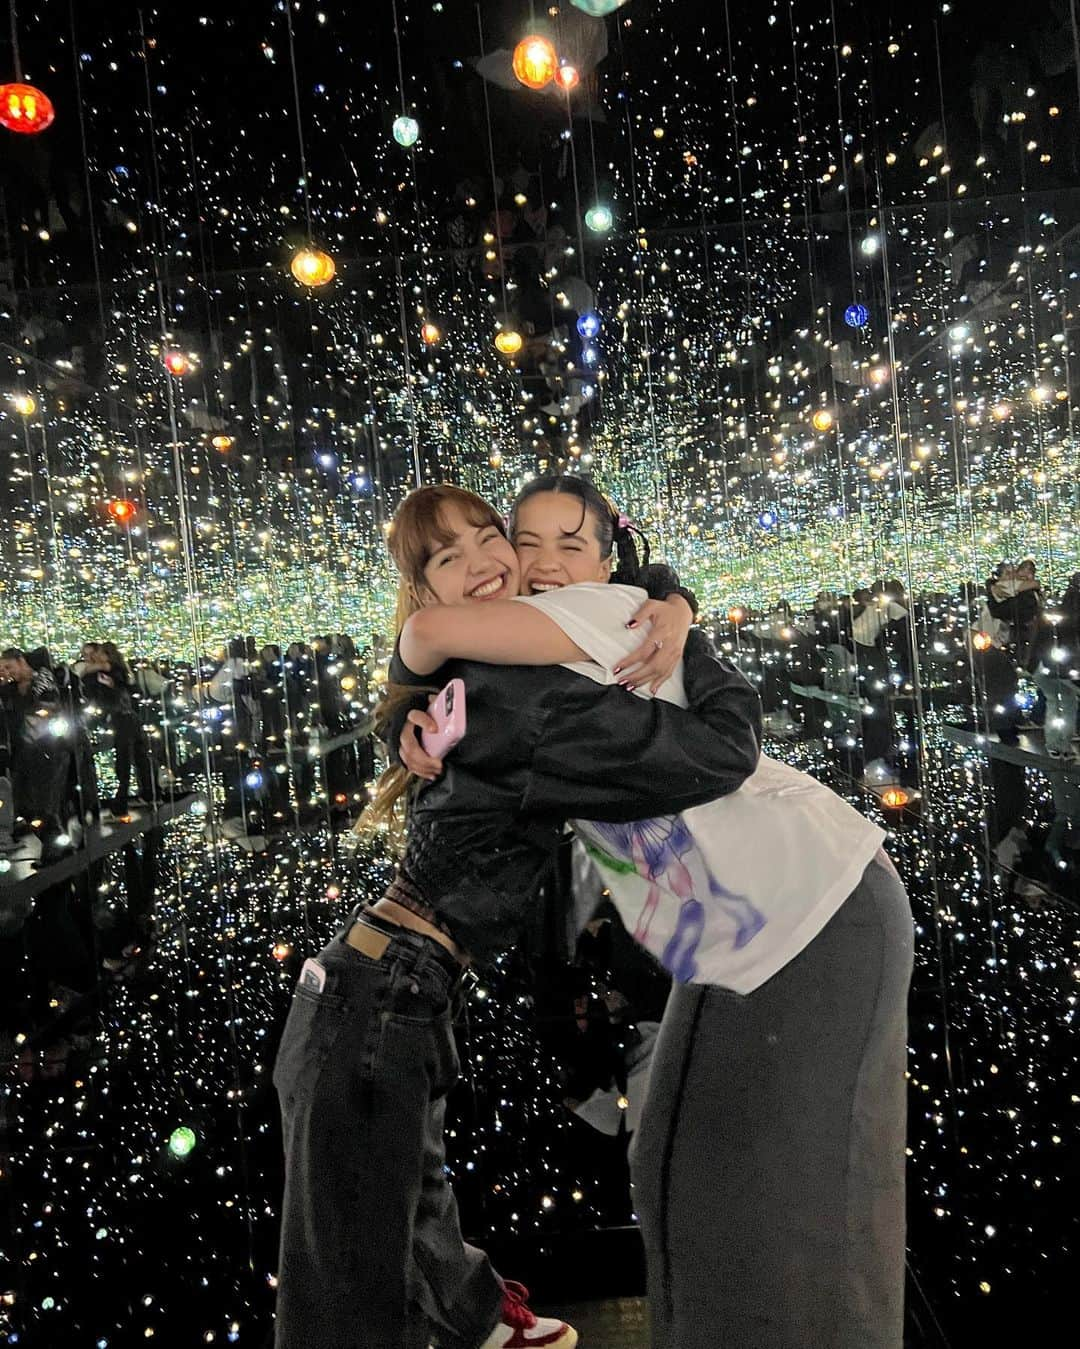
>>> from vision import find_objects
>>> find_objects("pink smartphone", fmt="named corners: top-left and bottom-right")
top-left (420, 678), bottom-right (467, 758)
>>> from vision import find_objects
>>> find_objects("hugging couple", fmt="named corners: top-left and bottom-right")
top-left (271, 474), bottom-right (913, 1349)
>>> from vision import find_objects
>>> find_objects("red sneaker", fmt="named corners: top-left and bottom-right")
top-left (477, 1281), bottom-right (579, 1347)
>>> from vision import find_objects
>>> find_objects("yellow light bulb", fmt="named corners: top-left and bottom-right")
top-left (290, 246), bottom-right (336, 287)
top-left (494, 330), bottom-right (523, 356)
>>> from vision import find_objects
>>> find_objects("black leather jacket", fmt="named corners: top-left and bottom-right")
top-left (385, 628), bottom-right (761, 962)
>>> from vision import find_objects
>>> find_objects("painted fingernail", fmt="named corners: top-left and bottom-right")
top-left (612, 666), bottom-right (623, 676)
top-left (626, 620), bottom-right (638, 628)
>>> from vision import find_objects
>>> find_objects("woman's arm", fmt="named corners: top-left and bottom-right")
top-left (400, 601), bottom-right (588, 676)
top-left (522, 638), bottom-right (761, 821)
top-left (618, 563), bottom-right (698, 691)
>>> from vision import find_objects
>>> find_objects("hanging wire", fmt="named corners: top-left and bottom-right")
top-left (394, 253), bottom-right (425, 486)
top-left (474, 3), bottom-right (534, 475)
top-left (390, 0), bottom-right (410, 120)
top-left (1071, 0), bottom-right (1080, 121)
top-left (8, 0), bottom-right (21, 80)
top-left (71, 0), bottom-right (154, 665)
top-left (788, 0), bottom-right (842, 582)
top-left (389, 0), bottom-right (431, 316)
top-left (475, 4), bottom-right (511, 319)
top-left (390, 0), bottom-right (436, 484)
top-left (547, 2), bottom-right (604, 449)
top-left (873, 173), bottom-right (961, 1131)
top-left (137, 9), bottom-right (259, 1259)
top-left (611, 15), bottom-right (668, 548)
top-left (718, 0), bottom-right (767, 573)
top-left (285, 0), bottom-right (314, 241)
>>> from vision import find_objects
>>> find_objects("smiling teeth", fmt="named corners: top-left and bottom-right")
top-left (531, 582), bottom-right (563, 592)
top-left (471, 576), bottom-right (504, 597)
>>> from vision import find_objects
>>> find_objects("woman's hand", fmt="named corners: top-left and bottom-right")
top-left (614, 594), bottom-right (694, 693)
top-left (398, 706), bottom-right (445, 781)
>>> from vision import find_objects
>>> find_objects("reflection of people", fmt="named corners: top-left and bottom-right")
top-left (0, 648), bottom-right (70, 859)
top-left (397, 478), bottom-right (914, 1349)
top-left (851, 586), bottom-right (908, 782)
top-left (983, 559), bottom-right (1042, 666)
top-left (255, 645), bottom-right (286, 745)
top-left (81, 642), bottom-right (154, 815)
top-left (273, 484), bottom-right (758, 1349)
top-left (1031, 572), bottom-right (1080, 759)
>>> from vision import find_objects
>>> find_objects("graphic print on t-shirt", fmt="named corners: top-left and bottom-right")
top-left (579, 815), bottom-right (766, 983)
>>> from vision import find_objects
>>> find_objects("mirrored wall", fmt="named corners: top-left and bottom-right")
top-left (1, 0), bottom-right (1077, 1343)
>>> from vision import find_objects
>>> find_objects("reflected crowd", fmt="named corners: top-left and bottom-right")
top-left (1, 557), bottom-right (1078, 1081)
top-left (0, 632), bottom-right (379, 857)
top-left (711, 556), bottom-right (1080, 896)
top-left (0, 632), bottom-right (379, 1077)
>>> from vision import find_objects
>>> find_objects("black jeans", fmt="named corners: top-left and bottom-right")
top-left (273, 910), bottom-right (503, 1349)
top-left (114, 713), bottom-right (154, 807)
top-left (11, 740), bottom-right (68, 838)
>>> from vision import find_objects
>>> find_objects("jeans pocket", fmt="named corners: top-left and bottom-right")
top-left (386, 959), bottom-right (454, 1026)
top-left (273, 984), bottom-right (347, 1106)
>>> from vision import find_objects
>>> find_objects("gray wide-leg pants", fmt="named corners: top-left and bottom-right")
top-left (630, 854), bottom-right (914, 1349)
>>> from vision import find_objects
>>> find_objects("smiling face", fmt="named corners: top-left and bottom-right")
top-left (512, 491), bottom-right (612, 594)
top-left (419, 500), bottom-right (520, 607)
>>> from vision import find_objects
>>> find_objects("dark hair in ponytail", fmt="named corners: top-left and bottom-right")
top-left (509, 474), bottom-right (650, 584)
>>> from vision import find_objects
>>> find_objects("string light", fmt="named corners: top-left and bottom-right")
top-left (570, 0), bottom-right (632, 14)
top-left (494, 329), bottom-right (524, 356)
top-left (0, 81), bottom-right (56, 134)
top-left (554, 64), bottom-right (580, 92)
top-left (585, 203), bottom-right (614, 233)
top-left (289, 246), bottom-right (336, 286)
top-left (391, 114), bottom-right (419, 147)
top-left (167, 1127), bottom-right (198, 1159)
top-left (511, 36), bottom-right (558, 91)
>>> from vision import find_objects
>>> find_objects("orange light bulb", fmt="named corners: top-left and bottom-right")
top-left (512, 35), bottom-right (558, 90)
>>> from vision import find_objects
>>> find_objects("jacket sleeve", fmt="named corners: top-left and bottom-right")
top-left (638, 562), bottom-right (699, 619)
top-left (522, 630), bottom-right (761, 822)
top-left (377, 646), bottom-right (437, 765)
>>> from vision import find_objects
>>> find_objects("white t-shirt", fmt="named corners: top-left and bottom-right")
top-left (513, 583), bottom-right (886, 994)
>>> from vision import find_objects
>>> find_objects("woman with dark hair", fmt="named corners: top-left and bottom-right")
top-left (273, 482), bottom-right (759, 1349)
